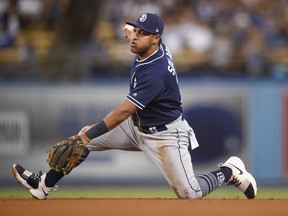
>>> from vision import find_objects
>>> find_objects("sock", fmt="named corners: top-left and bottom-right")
top-left (45, 169), bottom-right (64, 187)
top-left (209, 167), bottom-right (233, 185)
top-left (217, 167), bottom-right (233, 182)
top-left (196, 172), bottom-right (219, 197)
top-left (196, 167), bottom-right (232, 197)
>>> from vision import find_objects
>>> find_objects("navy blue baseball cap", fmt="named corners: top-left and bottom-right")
top-left (126, 13), bottom-right (164, 36)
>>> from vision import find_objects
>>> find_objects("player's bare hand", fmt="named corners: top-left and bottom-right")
top-left (123, 24), bottom-right (133, 40)
top-left (78, 125), bottom-right (95, 135)
top-left (78, 133), bottom-right (90, 145)
top-left (77, 125), bottom-right (94, 144)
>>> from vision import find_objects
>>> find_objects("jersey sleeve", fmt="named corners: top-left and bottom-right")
top-left (127, 74), bottom-right (164, 110)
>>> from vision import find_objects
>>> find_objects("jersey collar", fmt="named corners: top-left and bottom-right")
top-left (136, 44), bottom-right (163, 63)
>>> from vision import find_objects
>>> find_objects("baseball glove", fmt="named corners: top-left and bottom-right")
top-left (47, 135), bottom-right (86, 175)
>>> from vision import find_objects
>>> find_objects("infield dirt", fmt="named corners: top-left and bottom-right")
top-left (0, 198), bottom-right (287, 216)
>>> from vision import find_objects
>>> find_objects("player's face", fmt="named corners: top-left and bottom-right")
top-left (130, 27), bottom-right (160, 59)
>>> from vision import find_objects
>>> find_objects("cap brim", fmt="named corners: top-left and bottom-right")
top-left (125, 22), bottom-right (155, 35)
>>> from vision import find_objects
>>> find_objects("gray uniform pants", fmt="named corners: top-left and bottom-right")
top-left (86, 115), bottom-right (203, 199)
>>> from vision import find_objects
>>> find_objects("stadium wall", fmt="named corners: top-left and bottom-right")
top-left (0, 79), bottom-right (287, 185)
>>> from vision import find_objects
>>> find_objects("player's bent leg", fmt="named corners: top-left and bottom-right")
top-left (169, 165), bottom-right (232, 199)
top-left (166, 166), bottom-right (232, 199)
top-left (139, 135), bottom-right (203, 199)
top-left (12, 164), bottom-right (58, 199)
top-left (138, 126), bottom-right (233, 199)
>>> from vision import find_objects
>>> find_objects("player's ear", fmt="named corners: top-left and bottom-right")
top-left (153, 35), bottom-right (161, 45)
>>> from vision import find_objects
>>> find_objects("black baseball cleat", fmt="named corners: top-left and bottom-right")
top-left (12, 164), bottom-right (58, 199)
top-left (219, 156), bottom-right (257, 199)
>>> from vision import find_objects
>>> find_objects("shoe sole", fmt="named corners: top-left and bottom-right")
top-left (11, 164), bottom-right (42, 200)
top-left (243, 172), bottom-right (257, 199)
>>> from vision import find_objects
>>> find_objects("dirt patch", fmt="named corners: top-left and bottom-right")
top-left (0, 198), bottom-right (287, 216)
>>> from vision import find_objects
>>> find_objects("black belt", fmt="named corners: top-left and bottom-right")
top-left (138, 125), bottom-right (167, 134)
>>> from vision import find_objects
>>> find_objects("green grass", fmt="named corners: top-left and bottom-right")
top-left (1, 186), bottom-right (288, 199)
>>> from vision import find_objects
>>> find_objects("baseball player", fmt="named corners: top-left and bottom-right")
top-left (12, 13), bottom-right (257, 200)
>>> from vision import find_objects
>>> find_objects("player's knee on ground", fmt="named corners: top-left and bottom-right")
top-left (172, 184), bottom-right (203, 199)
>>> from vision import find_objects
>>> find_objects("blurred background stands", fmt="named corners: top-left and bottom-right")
top-left (0, 0), bottom-right (288, 82)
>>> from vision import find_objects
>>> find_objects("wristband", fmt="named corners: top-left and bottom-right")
top-left (85, 120), bottom-right (108, 139)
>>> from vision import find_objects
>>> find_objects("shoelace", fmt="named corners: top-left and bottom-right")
top-left (29, 171), bottom-right (43, 183)
top-left (228, 176), bottom-right (241, 187)
top-left (22, 170), bottom-right (43, 189)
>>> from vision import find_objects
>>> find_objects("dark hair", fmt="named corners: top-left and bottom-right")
top-left (158, 37), bottom-right (162, 46)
